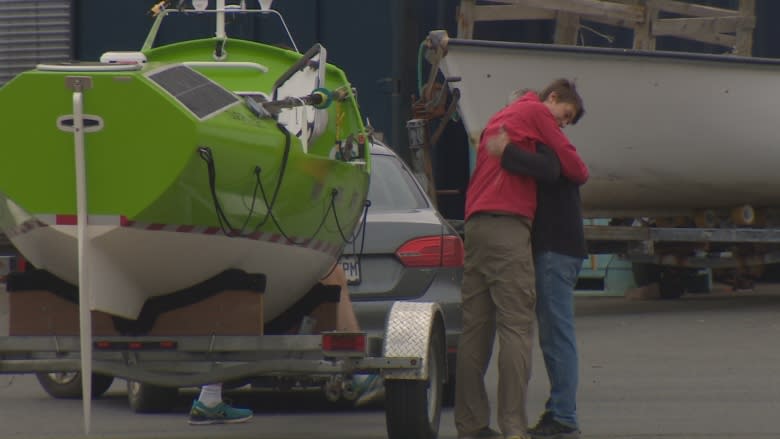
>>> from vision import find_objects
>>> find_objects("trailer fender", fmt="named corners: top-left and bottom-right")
top-left (382, 301), bottom-right (445, 381)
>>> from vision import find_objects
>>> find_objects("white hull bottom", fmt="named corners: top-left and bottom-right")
top-left (8, 219), bottom-right (339, 321)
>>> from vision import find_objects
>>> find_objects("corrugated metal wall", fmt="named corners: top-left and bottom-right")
top-left (0, 0), bottom-right (71, 85)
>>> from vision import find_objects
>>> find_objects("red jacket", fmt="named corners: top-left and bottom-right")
top-left (465, 92), bottom-right (589, 221)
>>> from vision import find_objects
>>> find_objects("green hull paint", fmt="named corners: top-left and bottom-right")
top-left (0, 37), bottom-right (370, 250)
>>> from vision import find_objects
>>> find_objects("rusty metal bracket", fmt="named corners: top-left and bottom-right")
top-left (429, 88), bottom-right (460, 148)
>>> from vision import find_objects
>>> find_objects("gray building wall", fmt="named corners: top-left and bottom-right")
top-left (0, 0), bottom-right (71, 85)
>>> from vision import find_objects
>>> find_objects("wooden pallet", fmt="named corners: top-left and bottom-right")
top-left (457, 0), bottom-right (755, 55)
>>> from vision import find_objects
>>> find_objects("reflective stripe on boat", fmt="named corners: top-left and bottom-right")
top-left (36, 63), bottom-right (142, 72)
top-left (7, 214), bottom-right (342, 256)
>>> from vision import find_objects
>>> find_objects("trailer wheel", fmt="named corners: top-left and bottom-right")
top-left (35, 372), bottom-right (114, 399)
top-left (385, 320), bottom-right (444, 439)
top-left (632, 263), bottom-right (660, 287)
top-left (442, 374), bottom-right (455, 408)
top-left (127, 380), bottom-right (178, 413)
top-left (658, 269), bottom-right (686, 300)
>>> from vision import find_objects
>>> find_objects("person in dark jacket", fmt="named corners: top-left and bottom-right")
top-left (485, 123), bottom-right (586, 439)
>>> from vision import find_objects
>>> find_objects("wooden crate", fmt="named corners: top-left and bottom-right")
top-left (457, 0), bottom-right (755, 55)
top-left (8, 289), bottom-right (264, 336)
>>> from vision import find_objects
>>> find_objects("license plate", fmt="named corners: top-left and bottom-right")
top-left (340, 256), bottom-right (361, 285)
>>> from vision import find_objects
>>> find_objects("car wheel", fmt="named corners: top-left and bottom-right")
top-left (385, 319), bottom-right (444, 439)
top-left (35, 372), bottom-right (114, 399)
top-left (127, 380), bottom-right (178, 413)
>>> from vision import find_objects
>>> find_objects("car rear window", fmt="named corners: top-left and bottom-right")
top-left (368, 154), bottom-right (429, 211)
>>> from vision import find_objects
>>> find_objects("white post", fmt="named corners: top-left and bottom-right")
top-left (69, 77), bottom-right (93, 435)
top-left (216, 0), bottom-right (226, 39)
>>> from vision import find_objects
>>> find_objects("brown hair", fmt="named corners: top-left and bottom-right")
top-left (539, 79), bottom-right (585, 125)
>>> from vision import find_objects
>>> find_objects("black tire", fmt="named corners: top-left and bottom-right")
top-left (632, 263), bottom-right (660, 287)
top-left (35, 372), bottom-right (114, 399)
top-left (442, 373), bottom-right (455, 408)
top-left (441, 351), bottom-right (457, 407)
top-left (385, 319), bottom-right (445, 439)
top-left (686, 270), bottom-right (712, 294)
top-left (658, 269), bottom-right (686, 300)
top-left (126, 380), bottom-right (178, 413)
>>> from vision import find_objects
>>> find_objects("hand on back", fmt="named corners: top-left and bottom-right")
top-left (484, 125), bottom-right (509, 157)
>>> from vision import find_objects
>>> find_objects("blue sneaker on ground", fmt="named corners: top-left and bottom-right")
top-left (353, 374), bottom-right (385, 407)
top-left (187, 400), bottom-right (253, 425)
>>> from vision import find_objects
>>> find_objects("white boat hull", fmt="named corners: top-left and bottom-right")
top-left (440, 39), bottom-right (780, 217)
top-left (3, 209), bottom-right (339, 320)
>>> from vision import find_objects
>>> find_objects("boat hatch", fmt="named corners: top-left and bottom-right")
top-left (147, 65), bottom-right (239, 119)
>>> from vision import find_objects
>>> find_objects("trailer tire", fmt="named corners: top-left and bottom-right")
top-left (36, 372), bottom-right (114, 399)
top-left (385, 319), bottom-right (444, 439)
top-left (632, 263), bottom-right (660, 287)
top-left (442, 374), bottom-right (455, 408)
top-left (127, 380), bottom-right (178, 413)
top-left (658, 269), bottom-right (686, 300)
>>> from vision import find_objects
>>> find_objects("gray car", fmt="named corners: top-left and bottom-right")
top-left (341, 141), bottom-right (463, 401)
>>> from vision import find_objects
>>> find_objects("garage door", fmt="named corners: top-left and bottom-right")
top-left (0, 0), bottom-right (71, 86)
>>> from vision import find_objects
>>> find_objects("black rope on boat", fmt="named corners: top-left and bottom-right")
top-left (197, 121), bottom-right (371, 259)
top-left (332, 195), bottom-right (370, 244)
top-left (197, 122), bottom-right (292, 238)
top-left (356, 199), bottom-right (371, 256)
top-left (320, 198), bottom-right (371, 281)
top-left (251, 122), bottom-right (293, 231)
top-left (237, 166), bottom-right (262, 233)
top-left (335, 199), bottom-right (370, 267)
top-left (198, 146), bottom-right (236, 236)
top-left (198, 147), bottom-right (263, 237)
top-left (253, 165), bottom-right (371, 249)
top-left (251, 121), bottom-right (364, 246)
top-left (256, 184), bottom-right (336, 245)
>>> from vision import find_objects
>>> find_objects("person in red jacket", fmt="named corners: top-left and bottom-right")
top-left (454, 79), bottom-right (588, 439)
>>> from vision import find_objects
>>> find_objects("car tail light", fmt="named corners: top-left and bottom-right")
top-left (17, 256), bottom-right (27, 272)
top-left (395, 235), bottom-right (464, 268)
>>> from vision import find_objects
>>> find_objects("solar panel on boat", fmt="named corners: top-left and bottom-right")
top-left (147, 65), bottom-right (238, 118)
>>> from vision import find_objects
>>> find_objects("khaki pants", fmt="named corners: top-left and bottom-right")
top-left (454, 214), bottom-right (536, 437)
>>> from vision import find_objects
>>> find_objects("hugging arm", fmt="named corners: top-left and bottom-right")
top-left (501, 143), bottom-right (561, 183)
top-left (532, 112), bottom-right (589, 184)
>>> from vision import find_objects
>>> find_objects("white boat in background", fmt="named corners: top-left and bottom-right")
top-left (435, 36), bottom-right (780, 219)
